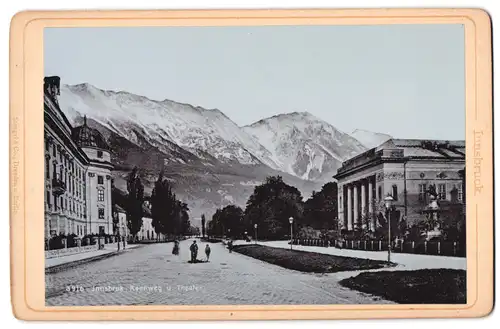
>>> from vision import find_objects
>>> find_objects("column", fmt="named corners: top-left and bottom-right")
top-left (347, 185), bottom-right (352, 230)
top-left (353, 183), bottom-right (358, 228)
top-left (368, 178), bottom-right (374, 231)
top-left (337, 185), bottom-right (343, 228)
top-left (361, 182), bottom-right (366, 218)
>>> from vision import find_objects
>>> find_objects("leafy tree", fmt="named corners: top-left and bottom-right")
top-left (303, 182), bottom-right (338, 230)
top-left (244, 176), bottom-right (304, 239)
top-left (439, 203), bottom-right (464, 241)
top-left (207, 205), bottom-right (244, 238)
top-left (374, 206), bottom-right (402, 240)
top-left (126, 167), bottom-right (144, 240)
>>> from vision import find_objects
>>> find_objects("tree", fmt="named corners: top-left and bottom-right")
top-left (303, 182), bottom-right (338, 230)
top-left (374, 206), bottom-right (402, 240)
top-left (244, 176), bottom-right (304, 240)
top-left (150, 170), bottom-right (191, 238)
top-left (208, 205), bottom-right (244, 238)
top-left (126, 167), bottom-right (144, 241)
top-left (201, 214), bottom-right (206, 238)
top-left (151, 170), bottom-right (167, 238)
top-left (439, 202), bottom-right (464, 241)
top-left (178, 201), bottom-right (191, 235)
top-left (111, 179), bottom-right (119, 235)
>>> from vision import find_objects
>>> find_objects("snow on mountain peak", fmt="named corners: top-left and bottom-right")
top-left (243, 112), bottom-right (366, 181)
top-left (57, 83), bottom-right (373, 182)
top-left (58, 83), bottom-right (279, 168)
top-left (351, 129), bottom-right (392, 149)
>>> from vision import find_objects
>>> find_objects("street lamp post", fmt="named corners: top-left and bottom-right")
top-left (254, 224), bottom-right (258, 245)
top-left (384, 195), bottom-right (394, 262)
top-left (289, 217), bottom-right (294, 250)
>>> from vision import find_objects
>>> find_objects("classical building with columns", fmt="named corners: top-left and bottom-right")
top-left (333, 139), bottom-right (465, 231)
top-left (44, 76), bottom-right (114, 240)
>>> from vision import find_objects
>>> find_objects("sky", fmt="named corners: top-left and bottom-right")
top-left (44, 24), bottom-right (465, 140)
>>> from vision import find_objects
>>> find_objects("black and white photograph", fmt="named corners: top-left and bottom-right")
top-left (43, 24), bottom-right (466, 306)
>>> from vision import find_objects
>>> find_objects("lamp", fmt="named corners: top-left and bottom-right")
top-left (384, 195), bottom-right (394, 262)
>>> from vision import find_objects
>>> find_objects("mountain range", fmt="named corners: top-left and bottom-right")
top-left (57, 83), bottom-right (390, 222)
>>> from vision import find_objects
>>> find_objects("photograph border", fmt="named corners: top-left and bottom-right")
top-left (9, 8), bottom-right (493, 320)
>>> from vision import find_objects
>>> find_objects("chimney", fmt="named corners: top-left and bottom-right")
top-left (44, 76), bottom-right (61, 101)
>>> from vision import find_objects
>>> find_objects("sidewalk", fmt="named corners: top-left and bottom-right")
top-left (45, 244), bottom-right (141, 272)
top-left (257, 240), bottom-right (466, 271)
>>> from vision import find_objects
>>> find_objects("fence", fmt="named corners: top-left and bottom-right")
top-left (290, 238), bottom-right (465, 257)
top-left (45, 245), bottom-right (99, 259)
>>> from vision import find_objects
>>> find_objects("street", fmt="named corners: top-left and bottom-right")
top-left (45, 240), bottom-right (392, 306)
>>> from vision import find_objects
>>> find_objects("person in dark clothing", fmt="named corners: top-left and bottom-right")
top-left (205, 244), bottom-right (211, 262)
top-left (172, 240), bottom-right (179, 255)
top-left (190, 240), bottom-right (198, 262)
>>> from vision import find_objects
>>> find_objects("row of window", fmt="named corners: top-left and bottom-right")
top-left (341, 183), bottom-right (464, 207)
top-left (76, 224), bottom-right (87, 236)
top-left (45, 163), bottom-right (107, 200)
top-left (418, 183), bottom-right (463, 202)
top-left (46, 157), bottom-right (86, 201)
top-left (46, 140), bottom-right (86, 180)
top-left (46, 191), bottom-right (87, 219)
top-left (45, 190), bottom-right (107, 220)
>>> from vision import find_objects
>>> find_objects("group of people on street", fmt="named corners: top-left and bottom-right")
top-left (172, 240), bottom-right (212, 262)
top-left (171, 239), bottom-right (235, 262)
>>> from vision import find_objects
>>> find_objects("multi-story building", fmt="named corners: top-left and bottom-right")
top-left (44, 76), bottom-right (114, 241)
top-left (333, 139), bottom-right (465, 231)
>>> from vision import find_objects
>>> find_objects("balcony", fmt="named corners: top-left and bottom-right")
top-left (52, 178), bottom-right (66, 196)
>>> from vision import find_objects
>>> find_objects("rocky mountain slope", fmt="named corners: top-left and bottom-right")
top-left (244, 112), bottom-right (366, 181)
top-left (57, 83), bottom-right (370, 220)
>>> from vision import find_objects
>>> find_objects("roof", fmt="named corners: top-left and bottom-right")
top-left (72, 116), bottom-right (110, 150)
top-left (334, 138), bottom-right (465, 179)
top-left (377, 139), bottom-right (465, 158)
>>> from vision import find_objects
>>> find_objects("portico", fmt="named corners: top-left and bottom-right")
top-left (334, 139), bottom-right (465, 232)
top-left (339, 175), bottom-right (378, 231)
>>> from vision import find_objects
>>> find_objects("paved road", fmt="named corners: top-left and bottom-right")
top-left (45, 240), bottom-right (391, 306)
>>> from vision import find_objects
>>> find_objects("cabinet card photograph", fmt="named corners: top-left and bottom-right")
top-left (10, 9), bottom-right (493, 321)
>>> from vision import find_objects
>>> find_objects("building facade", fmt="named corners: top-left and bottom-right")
top-left (44, 76), bottom-right (114, 240)
top-left (333, 139), bottom-right (465, 231)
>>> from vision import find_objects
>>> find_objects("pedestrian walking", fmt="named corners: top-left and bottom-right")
top-left (190, 240), bottom-right (198, 262)
top-left (172, 240), bottom-right (179, 255)
top-left (205, 244), bottom-right (211, 262)
top-left (227, 240), bottom-right (233, 253)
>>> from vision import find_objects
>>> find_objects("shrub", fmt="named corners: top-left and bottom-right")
top-left (49, 234), bottom-right (67, 250)
top-left (66, 233), bottom-right (78, 248)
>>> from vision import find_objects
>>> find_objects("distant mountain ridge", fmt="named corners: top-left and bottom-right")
top-left (56, 82), bottom-right (382, 218)
top-left (243, 111), bottom-right (366, 181)
top-left (350, 128), bottom-right (392, 149)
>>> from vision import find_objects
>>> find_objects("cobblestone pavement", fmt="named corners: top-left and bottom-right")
top-left (46, 240), bottom-right (392, 306)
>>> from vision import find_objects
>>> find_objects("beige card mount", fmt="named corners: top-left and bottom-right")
top-left (10, 9), bottom-right (493, 320)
